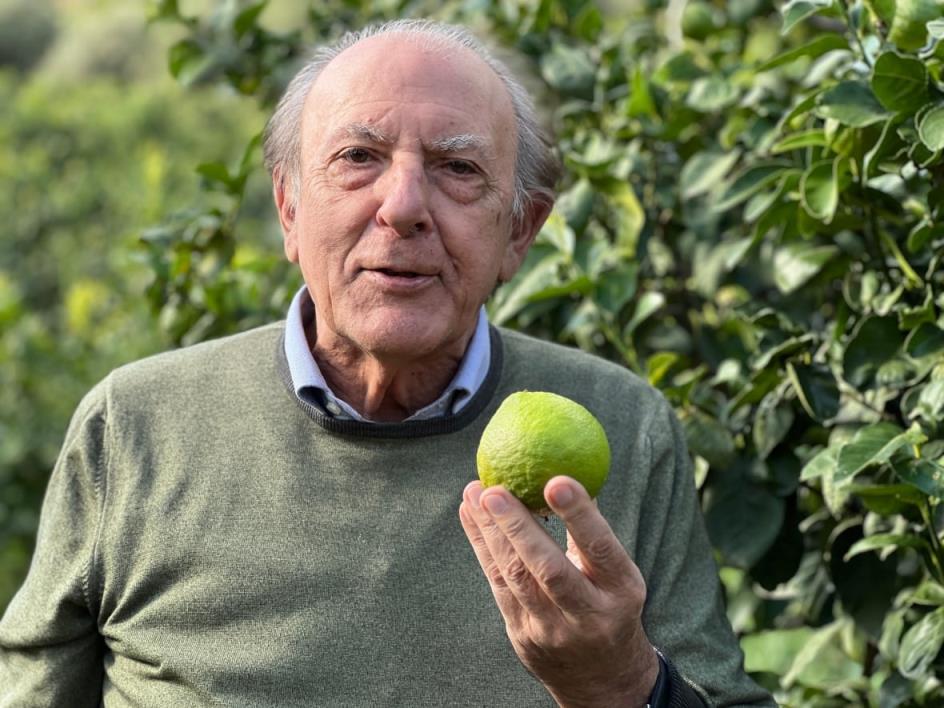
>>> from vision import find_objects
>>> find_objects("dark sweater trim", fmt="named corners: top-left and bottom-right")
top-left (275, 324), bottom-right (504, 438)
top-left (663, 653), bottom-right (710, 708)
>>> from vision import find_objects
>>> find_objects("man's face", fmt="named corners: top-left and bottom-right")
top-left (276, 35), bottom-right (541, 361)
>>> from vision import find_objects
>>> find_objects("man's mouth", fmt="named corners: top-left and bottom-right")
top-left (361, 267), bottom-right (437, 291)
top-left (374, 268), bottom-right (424, 278)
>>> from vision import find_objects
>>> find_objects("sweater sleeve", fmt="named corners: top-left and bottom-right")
top-left (0, 383), bottom-right (107, 706)
top-left (635, 397), bottom-right (774, 708)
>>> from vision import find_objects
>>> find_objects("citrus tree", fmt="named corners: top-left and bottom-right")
top-left (0, 70), bottom-right (263, 606)
top-left (123, 0), bottom-right (944, 703)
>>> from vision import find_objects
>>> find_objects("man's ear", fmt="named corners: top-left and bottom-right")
top-left (273, 168), bottom-right (299, 263)
top-left (499, 194), bottom-right (554, 283)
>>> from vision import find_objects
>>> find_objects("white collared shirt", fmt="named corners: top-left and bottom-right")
top-left (283, 285), bottom-right (491, 422)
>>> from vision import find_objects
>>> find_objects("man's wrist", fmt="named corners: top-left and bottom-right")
top-left (548, 644), bottom-right (661, 708)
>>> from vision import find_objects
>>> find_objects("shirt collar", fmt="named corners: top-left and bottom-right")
top-left (283, 285), bottom-right (491, 422)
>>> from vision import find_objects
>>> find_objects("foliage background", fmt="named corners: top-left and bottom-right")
top-left (3, 0), bottom-right (944, 705)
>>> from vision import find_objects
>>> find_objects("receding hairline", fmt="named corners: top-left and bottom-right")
top-left (308, 29), bottom-right (513, 106)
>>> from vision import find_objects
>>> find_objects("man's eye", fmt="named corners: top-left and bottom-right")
top-left (445, 160), bottom-right (477, 176)
top-left (341, 148), bottom-right (372, 164)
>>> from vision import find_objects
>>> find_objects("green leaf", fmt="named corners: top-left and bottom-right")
top-left (880, 609), bottom-right (907, 662)
top-left (773, 243), bottom-right (839, 293)
top-left (918, 105), bottom-right (944, 152)
top-left (915, 380), bottom-right (944, 421)
top-left (686, 76), bottom-right (740, 113)
top-left (771, 129), bottom-right (827, 153)
top-left (754, 334), bottom-right (816, 371)
top-left (646, 352), bottom-right (683, 387)
top-left (908, 222), bottom-right (944, 252)
top-left (594, 263), bottom-right (638, 315)
top-left (556, 179), bottom-right (595, 234)
top-left (781, 89), bottom-right (825, 128)
top-left (624, 291), bottom-right (666, 337)
top-left (605, 182), bottom-right (645, 253)
top-left (781, 0), bottom-right (834, 35)
top-left (148, 0), bottom-right (183, 21)
top-left (680, 150), bottom-right (741, 199)
top-left (714, 163), bottom-right (793, 212)
top-left (757, 34), bottom-right (848, 71)
top-left (910, 581), bottom-right (944, 605)
top-left (801, 446), bottom-right (839, 481)
top-left (705, 481), bottom-right (784, 567)
top-left (871, 52), bottom-right (929, 113)
top-left (782, 620), bottom-right (864, 689)
top-left (898, 290), bottom-right (936, 332)
top-left (800, 159), bottom-right (846, 223)
top-left (233, 1), bottom-right (267, 38)
top-left (899, 607), bottom-right (944, 679)
top-left (835, 422), bottom-right (927, 483)
top-left (865, 0), bottom-right (896, 24)
top-left (682, 410), bottom-right (736, 468)
top-left (491, 254), bottom-right (566, 325)
top-left (906, 323), bottom-right (944, 359)
top-left (754, 391), bottom-right (795, 459)
top-left (742, 628), bottom-right (814, 674)
top-left (843, 315), bottom-right (903, 388)
top-left (850, 482), bottom-right (926, 515)
top-left (894, 459), bottom-right (944, 497)
top-left (196, 162), bottom-right (232, 185)
top-left (537, 211), bottom-right (576, 257)
top-left (844, 533), bottom-right (930, 561)
top-left (787, 362), bottom-right (840, 421)
top-left (814, 81), bottom-right (890, 127)
top-left (627, 66), bottom-right (657, 118)
top-left (865, 117), bottom-right (907, 178)
top-left (540, 43), bottom-right (596, 100)
top-left (168, 39), bottom-right (213, 85)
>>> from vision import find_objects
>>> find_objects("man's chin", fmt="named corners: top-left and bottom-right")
top-left (345, 313), bottom-right (463, 363)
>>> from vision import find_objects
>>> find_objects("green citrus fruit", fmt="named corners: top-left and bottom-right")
top-left (681, 2), bottom-right (717, 41)
top-left (476, 391), bottom-right (611, 514)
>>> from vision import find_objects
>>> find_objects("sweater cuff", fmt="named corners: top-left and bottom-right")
top-left (647, 649), bottom-right (709, 708)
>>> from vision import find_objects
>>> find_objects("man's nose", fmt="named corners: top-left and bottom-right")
top-left (374, 159), bottom-right (431, 237)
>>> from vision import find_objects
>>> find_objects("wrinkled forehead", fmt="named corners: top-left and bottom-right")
top-left (301, 33), bottom-right (517, 159)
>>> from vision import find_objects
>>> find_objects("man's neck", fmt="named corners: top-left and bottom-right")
top-left (308, 326), bottom-right (472, 423)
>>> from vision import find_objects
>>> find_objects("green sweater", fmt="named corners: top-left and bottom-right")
top-left (0, 324), bottom-right (772, 707)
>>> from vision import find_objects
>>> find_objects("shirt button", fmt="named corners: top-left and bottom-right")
top-left (326, 401), bottom-right (342, 416)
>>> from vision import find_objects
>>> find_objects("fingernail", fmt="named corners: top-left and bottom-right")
top-left (464, 482), bottom-right (482, 510)
top-left (482, 493), bottom-right (508, 516)
top-left (549, 484), bottom-right (574, 508)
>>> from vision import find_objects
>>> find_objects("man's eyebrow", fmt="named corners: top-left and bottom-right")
top-left (339, 123), bottom-right (394, 145)
top-left (427, 134), bottom-right (490, 154)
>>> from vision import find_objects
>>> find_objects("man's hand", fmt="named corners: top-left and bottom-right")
top-left (459, 476), bottom-right (660, 708)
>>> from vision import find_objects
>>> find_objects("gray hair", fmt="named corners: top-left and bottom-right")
top-left (262, 19), bottom-right (560, 229)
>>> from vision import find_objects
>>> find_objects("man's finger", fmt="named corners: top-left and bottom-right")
top-left (469, 483), bottom-right (562, 618)
top-left (544, 476), bottom-right (639, 591)
top-left (478, 485), bottom-right (592, 616)
top-left (459, 493), bottom-right (524, 626)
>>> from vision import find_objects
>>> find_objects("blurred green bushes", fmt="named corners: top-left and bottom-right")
top-left (0, 53), bottom-right (266, 606)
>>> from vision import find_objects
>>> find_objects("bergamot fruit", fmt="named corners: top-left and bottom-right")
top-left (476, 391), bottom-right (610, 514)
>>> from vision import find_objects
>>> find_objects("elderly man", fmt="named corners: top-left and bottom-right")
top-left (0, 19), bottom-right (772, 708)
